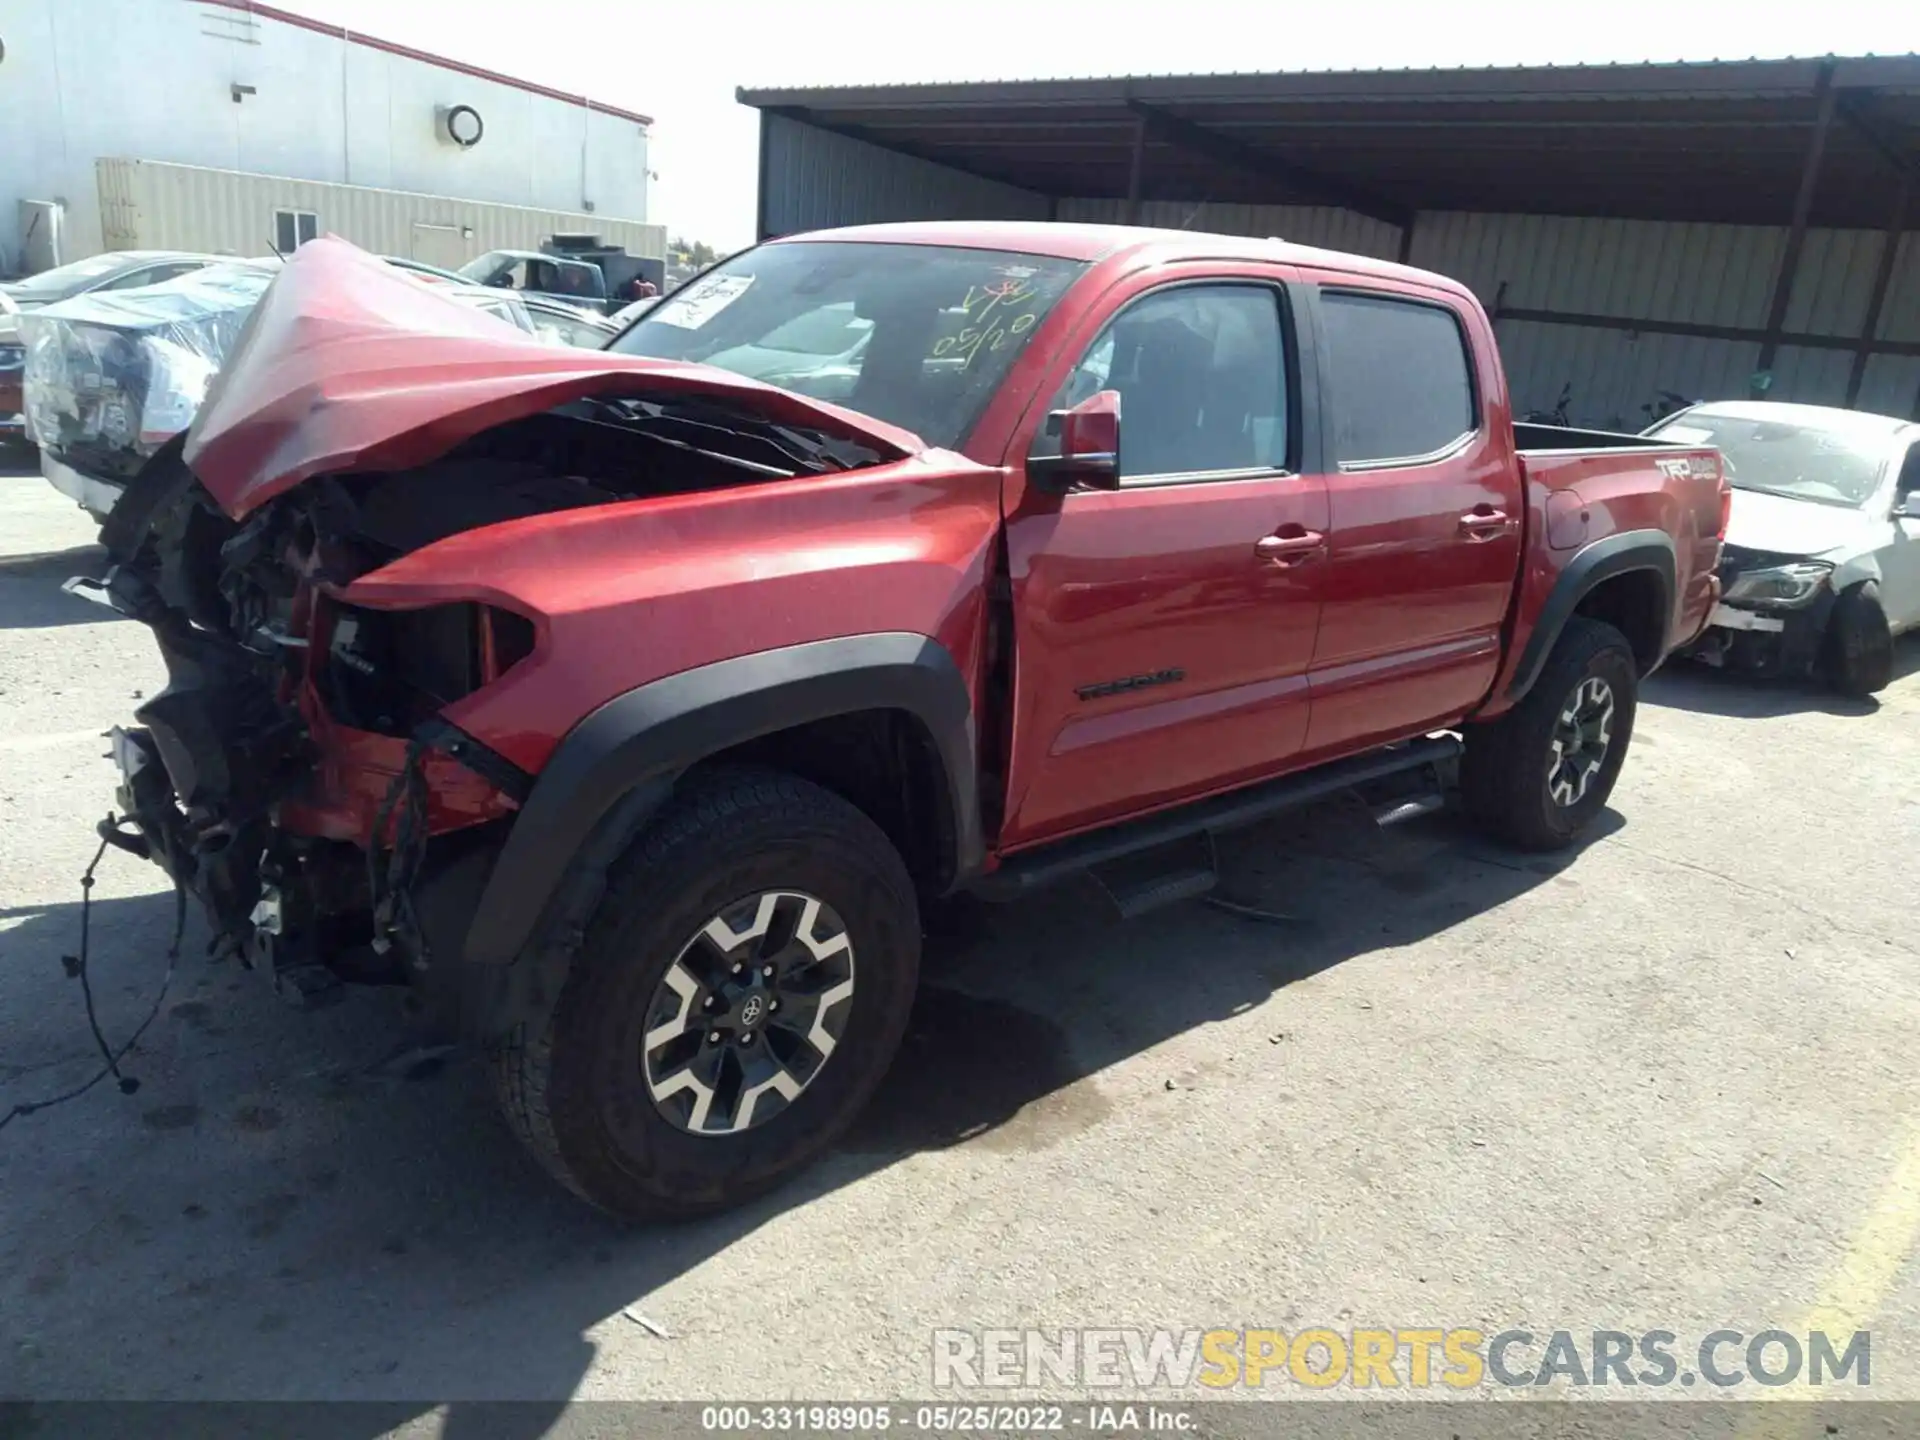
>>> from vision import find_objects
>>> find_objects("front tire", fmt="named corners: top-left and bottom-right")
top-left (490, 768), bottom-right (920, 1220)
top-left (1462, 617), bottom-right (1639, 851)
top-left (1822, 581), bottom-right (1894, 696)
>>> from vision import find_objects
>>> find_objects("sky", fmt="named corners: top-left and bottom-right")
top-left (280, 0), bottom-right (1916, 251)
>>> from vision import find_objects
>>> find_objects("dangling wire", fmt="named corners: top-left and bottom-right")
top-left (0, 823), bottom-right (187, 1133)
top-left (368, 733), bottom-right (431, 959)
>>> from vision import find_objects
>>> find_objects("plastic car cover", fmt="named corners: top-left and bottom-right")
top-left (20, 263), bottom-right (275, 465)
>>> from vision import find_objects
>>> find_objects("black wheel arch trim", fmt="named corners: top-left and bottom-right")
top-left (1506, 528), bottom-right (1677, 701)
top-left (461, 632), bottom-right (981, 967)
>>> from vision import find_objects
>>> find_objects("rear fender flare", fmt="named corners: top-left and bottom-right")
top-left (1506, 528), bottom-right (1676, 701)
top-left (462, 632), bottom-right (980, 967)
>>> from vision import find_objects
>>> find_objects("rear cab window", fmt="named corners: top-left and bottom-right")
top-left (1318, 289), bottom-right (1477, 467)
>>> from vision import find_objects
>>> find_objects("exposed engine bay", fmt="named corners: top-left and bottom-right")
top-left (83, 397), bottom-right (881, 1015)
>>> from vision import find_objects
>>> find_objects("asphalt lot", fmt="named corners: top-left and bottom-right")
top-left (4, 450), bottom-right (1920, 1425)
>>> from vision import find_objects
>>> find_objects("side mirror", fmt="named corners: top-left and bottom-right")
top-left (1896, 491), bottom-right (1920, 520)
top-left (1028, 389), bottom-right (1122, 494)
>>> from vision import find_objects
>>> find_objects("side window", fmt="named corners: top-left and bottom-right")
top-left (1319, 290), bottom-right (1475, 466)
top-left (1033, 285), bottom-right (1289, 481)
top-left (274, 210), bottom-right (319, 252)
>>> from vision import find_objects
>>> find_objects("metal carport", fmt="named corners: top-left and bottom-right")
top-left (739, 56), bottom-right (1920, 423)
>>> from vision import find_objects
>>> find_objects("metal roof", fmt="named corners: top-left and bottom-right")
top-left (739, 55), bottom-right (1920, 230)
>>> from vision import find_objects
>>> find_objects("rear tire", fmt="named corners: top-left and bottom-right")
top-left (1822, 581), bottom-right (1894, 697)
top-left (490, 767), bottom-right (920, 1220)
top-left (1462, 617), bottom-right (1638, 851)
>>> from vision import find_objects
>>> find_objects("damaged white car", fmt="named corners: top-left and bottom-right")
top-left (1648, 401), bottom-right (1920, 695)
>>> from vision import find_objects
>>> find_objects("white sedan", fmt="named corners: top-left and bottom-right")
top-left (1649, 401), bottom-right (1920, 695)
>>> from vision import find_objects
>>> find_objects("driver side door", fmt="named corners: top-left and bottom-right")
top-left (997, 268), bottom-right (1330, 849)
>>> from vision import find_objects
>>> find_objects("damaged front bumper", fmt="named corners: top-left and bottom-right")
top-left (78, 547), bottom-right (535, 1027)
top-left (1681, 593), bottom-right (1834, 678)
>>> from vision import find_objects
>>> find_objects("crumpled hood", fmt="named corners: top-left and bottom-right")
top-left (183, 237), bottom-right (925, 517)
top-left (1725, 487), bottom-right (1883, 561)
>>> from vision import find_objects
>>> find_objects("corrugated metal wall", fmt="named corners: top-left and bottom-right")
top-left (1405, 212), bottom-right (1920, 426)
top-left (97, 157), bottom-right (666, 265)
top-left (1055, 204), bottom-right (1919, 423)
top-left (761, 114), bottom-right (1047, 237)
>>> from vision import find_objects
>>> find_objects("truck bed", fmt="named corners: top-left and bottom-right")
top-left (1512, 421), bottom-right (1687, 453)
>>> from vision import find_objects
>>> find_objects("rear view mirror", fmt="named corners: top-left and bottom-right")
top-left (1029, 389), bottom-right (1122, 494)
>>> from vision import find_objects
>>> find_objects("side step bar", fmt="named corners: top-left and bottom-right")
top-left (970, 734), bottom-right (1462, 901)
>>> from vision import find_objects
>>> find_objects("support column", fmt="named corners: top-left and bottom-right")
top-left (1125, 115), bottom-right (1147, 226)
top-left (1847, 179), bottom-right (1909, 408)
top-left (1753, 62), bottom-right (1838, 398)
top-left (754, 111), bottom-right (772, 242)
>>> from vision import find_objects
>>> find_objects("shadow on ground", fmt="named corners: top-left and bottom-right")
top-left (1644, 635), bottom-right (1920, 719)
top-left (0, 542), bottom-right (116, 631)
top-left (0, 791), bottom-right (1609, 1429)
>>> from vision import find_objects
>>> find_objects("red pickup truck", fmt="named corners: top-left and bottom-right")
top-left (84, 228), bottom-right (1725, 1218)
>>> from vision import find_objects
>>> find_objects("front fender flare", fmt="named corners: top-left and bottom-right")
top-left (1506, 528), bottom-right (1677, 701)
top-left (461, 632), bottom-right (980, 967)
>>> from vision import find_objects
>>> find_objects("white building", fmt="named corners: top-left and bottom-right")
top-left (0, 0), bottom-right (658, 273)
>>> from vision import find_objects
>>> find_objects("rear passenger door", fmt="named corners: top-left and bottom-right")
top-left (1296, 278), bottom-right (1524, 757)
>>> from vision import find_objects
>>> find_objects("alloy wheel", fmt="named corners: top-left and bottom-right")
top-left (1547, 675), bottom-right (1615, 807)
top-left (640, 890), bottom-right (856, 1136)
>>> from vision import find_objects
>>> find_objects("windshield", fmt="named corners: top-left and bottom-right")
top-left (609, 241), bottom-right (1087, 449)
top-left (3, 253), bottom-right (137, 304)
top-left (1651, 411), bottom-right (1892, 508)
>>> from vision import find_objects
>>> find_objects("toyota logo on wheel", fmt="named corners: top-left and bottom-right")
top-left (739, 995), bottom-right (764, 1026)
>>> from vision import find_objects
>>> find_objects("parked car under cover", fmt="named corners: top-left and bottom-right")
top-left (2, 251), bottom-right (221, 442)
top-left (81, 231), bottom-right (1725, 1220)
top-left (1648, 401), bottom-right (1920, 694)
top-left (22, 259), bottom-right (572, 519)
top-left (24, 261), bottom-right (278, 514)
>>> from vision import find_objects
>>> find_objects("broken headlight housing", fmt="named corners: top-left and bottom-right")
top-left (1721, 560), bottom-right (1831, 609)
top-left (319, 601), bottom-right (537, 735)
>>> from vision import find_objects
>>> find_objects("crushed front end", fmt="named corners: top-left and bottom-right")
top-left (86, 454), bottom-right (535, 1017)
top-left (1679, 543), bottom-right (1836, 679)
top-left (72, 234), bottom-right (918, 1033)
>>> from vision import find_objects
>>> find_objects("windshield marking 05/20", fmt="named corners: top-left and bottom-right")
top-left (612, 241), bottom-right (1086, 451)
top-left (934, 277), bottom-right (1046, 368)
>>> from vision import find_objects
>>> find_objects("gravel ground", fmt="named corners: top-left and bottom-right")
top-left (3, 455), bottom-right (1919, 1428)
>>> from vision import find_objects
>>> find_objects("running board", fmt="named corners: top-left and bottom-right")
top-left (971, 735), bottom-right (1462, 901)
top-left (1089, 832), bottom-right (1219, 919)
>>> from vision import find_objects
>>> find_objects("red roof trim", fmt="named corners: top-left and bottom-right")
top-left (195, 0), bottom-right (654, 127)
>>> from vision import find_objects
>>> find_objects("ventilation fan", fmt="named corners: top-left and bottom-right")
top-left (436, 104), bottom-right (484, 149)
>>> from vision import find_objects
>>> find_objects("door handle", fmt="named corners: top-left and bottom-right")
top-left (1255, 530), bottom-right (1326, 565)
top-left (1458, 507), bottom-right (1512, 538)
